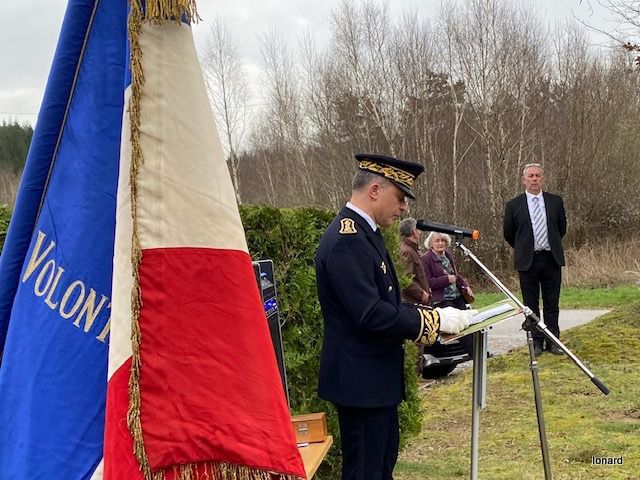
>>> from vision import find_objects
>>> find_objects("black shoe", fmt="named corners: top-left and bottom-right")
top-left (547, 344), bottom-right (564, 355)
top-left (533, 344), bottom-right (543, 357)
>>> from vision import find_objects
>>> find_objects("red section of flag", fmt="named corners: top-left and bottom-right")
top-left (135, 247), bottom-right (305, 477)
top-left (104, 359), bottom-right (144, 480)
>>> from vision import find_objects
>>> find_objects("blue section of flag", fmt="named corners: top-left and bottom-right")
top-left (0, 0), bottom-right (95, 351)
top-left (0, 0), bottom-right (128, 477)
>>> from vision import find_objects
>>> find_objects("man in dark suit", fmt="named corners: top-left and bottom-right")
top-left (316, 153), bottom-right (475, 480)
top-left (503, 163), bottom-right (567, 356)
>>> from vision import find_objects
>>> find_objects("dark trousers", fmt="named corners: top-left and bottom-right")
top-left (518, 251), bottom-right (562, 347)
top-left (336, 404), bottom-right (399, 480)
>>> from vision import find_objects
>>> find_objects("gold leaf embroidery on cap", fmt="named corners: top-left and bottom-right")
top-left (359, 160), bottom-right (415, 189)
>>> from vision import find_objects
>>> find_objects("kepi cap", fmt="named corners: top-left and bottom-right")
top-left (355, 153), bottom-right (424, 199)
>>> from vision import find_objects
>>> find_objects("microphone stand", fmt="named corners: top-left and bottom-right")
top-left (453, 237), bottom-right (609, 480)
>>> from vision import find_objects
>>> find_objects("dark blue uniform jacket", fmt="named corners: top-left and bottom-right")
top-left (316, 207), bottom-right (424, 408)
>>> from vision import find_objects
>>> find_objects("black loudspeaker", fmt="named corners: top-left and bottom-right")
top-left (252, 260), bottom-right (289, 406)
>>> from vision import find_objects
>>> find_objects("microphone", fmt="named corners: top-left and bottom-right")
top-left (416, 219), bottom-right (480, 240)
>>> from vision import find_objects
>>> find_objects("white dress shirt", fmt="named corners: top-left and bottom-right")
top-left (346, 202), bottom-right (378, 232)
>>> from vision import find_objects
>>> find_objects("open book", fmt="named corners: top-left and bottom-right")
top-left (440, 298), bottom-right (521, 343)
top-left (469, 302), bottom-right (515, 325)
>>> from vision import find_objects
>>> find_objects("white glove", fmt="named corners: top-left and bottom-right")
top-left (436, 307), bottom-right (478, 334)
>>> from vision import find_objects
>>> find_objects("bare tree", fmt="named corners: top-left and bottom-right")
top-left (201, 17), bottom-right (249, 204)
top-left (329, 0), bottom-right (402, 153)
top-left (436, 6), bottom-right (473, 222)
top-left (548, 24), bottom-right (640, 243)
top-left (225, 0), bottom-right (640, 267)
top-left (258, 28), bottom-right (317, 204)
top-left (437, 0), bottom-right (547, 255)
top-left (299, 32), bottom-right (354, 209)
top-left (580, 0), bottom-right (640, 65)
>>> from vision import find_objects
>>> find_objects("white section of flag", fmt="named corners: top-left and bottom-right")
top-left (135, 22), bottom-right (247, 252)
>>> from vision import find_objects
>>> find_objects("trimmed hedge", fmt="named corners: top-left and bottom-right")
top-left (0, 205), bottom-right (11, 253)
top-left (240, 205), bottom-right (423, 478)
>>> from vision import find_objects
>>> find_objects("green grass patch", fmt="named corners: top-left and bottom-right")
top-left (473, 285), bottom-right (640, 309)
top-left (559, 286), bottom-right (640, 309)
top-left (473, 291), bottom-right (507, 308)
top-left (395, 301), bottom-right (640, 479)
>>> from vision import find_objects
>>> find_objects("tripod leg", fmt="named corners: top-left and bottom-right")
top-left (526, 331), bottom-right (553, 480)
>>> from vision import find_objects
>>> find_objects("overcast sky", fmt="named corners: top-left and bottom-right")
top-left (0, 0), bottom-right (615, 126)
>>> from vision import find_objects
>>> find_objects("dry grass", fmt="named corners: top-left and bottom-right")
top-left (472, 239), bottom-right (640, 291)
top-left (563, 239), bottom-right (640, 288)
top-left (0, 168), bottom-right (20, 206)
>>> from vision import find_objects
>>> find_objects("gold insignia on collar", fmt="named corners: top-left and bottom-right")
top-left (381, 261), bottom-right (387, 274)
top-left (339, 218), bottom-right (357, 234)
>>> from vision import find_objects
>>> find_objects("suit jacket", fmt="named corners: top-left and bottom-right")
top-left (503, 192), bottom-right (567, 271)
top-left (315, 207), bottom-right (426, 407)
top-left (399, 237), bottom-right (430, 304)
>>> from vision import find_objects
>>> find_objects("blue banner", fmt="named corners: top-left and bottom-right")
top-left (0, 0), bottom-right (127, 477)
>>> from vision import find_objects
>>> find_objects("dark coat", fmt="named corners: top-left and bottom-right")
top-left (399, 237), bottom-right (430, 304)
top-left (421, 249), bottom-right (469, 305)
top-left (503, 192), bottom-right (567, 271)
top-left (315, 207), bottom-right (425, 407)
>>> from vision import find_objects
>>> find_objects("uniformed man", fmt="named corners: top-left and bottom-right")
top-left (316, 153), bottom-right (476, 480)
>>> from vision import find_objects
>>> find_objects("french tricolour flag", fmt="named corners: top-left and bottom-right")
top-left (0, 1), bottom-right (305, 479)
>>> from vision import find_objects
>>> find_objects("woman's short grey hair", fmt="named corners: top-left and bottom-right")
top-left (399, 218), bottom-right (417, 237)
top-left (424, 231), bottom-right (451, 249)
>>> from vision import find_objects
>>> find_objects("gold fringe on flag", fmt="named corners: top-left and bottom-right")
top-left (125, 1), bottom-right (304, 479)
top-left (145, 0), bottom-right (200, 23)
top-left (126, 0), bottom-right (151, 478)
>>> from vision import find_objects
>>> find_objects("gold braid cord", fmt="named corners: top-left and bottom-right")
top-left (416, 308), bottom-right (440, 345)
top-left (126, 2), bottom-right (303, 480)
top-left (126, 0), bottom-right (151, 478)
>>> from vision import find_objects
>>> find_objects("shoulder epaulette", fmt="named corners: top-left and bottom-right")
top-left (339, 218), bottom-right (357, 234)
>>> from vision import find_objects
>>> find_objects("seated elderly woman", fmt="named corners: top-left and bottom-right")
top-left (421, 231), bottom-right (473, 310)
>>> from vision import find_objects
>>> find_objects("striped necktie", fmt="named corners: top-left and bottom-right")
top-left (532, 197), bottom-right (549, 251)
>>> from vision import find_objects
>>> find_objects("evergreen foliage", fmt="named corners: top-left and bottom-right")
top-left (0, 121), bottom-right (33, 172)
top-left (0, 204), bottom-right (11, 253)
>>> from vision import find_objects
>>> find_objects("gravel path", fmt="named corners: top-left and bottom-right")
top-left (486, 309), bottom-right (610, 355)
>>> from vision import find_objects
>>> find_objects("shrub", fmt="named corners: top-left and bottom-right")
top-left (0, 204), bottom-right (12, 253)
